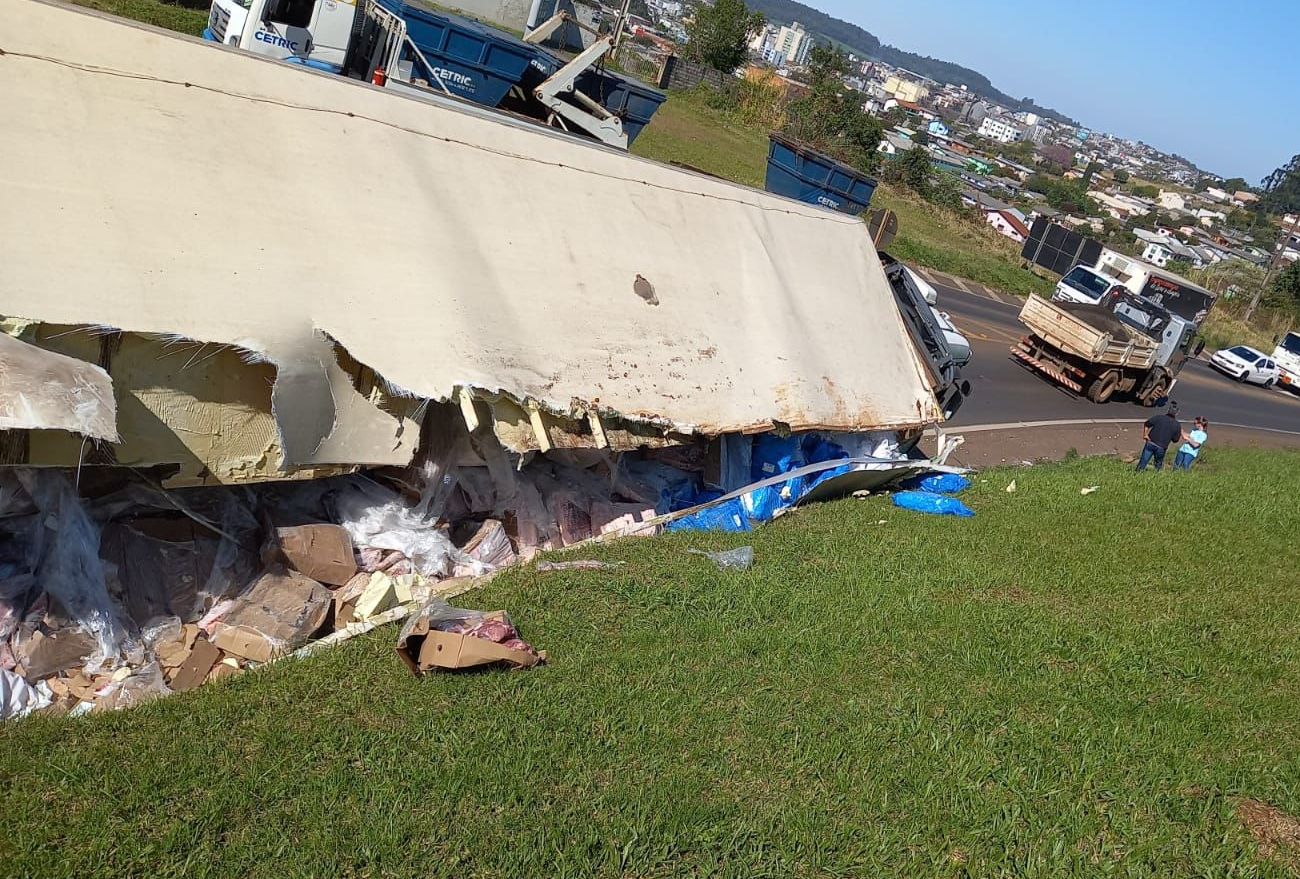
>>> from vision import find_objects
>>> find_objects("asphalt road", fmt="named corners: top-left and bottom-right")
top-left (932, 282), bottom-right (1300, 433)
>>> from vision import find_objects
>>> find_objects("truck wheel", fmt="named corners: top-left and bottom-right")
top-left (1086, 371), bottom-right (1120, 404)
top-left (1139, 376), bottom-right (1170, 407)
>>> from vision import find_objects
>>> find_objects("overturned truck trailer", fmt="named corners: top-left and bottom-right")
top-left (0, 2), bottom-right (969, 708)
top-left (1, 0), bottom-right (953, 479)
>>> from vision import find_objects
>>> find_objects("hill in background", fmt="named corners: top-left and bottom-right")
top-left (745, 0), bottom-right (1079, 126)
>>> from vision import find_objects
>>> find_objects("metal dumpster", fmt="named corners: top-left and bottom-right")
top-left (764, 133), bottom-right (877, 215)
top-left (573, 67), bottom-right (666, 145)
top-left (377, 0), bottom-right (537, 107)
top-left (515, 51), bottom-right (666, 146)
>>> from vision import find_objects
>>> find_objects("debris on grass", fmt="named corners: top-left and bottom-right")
top-left (1081, 485), bottom-right (1100, 495)
top-left (689, 546), bottom-right (754, 570)
top-left (1236, 797), bottom-right (1300, 864)
top-left (1006, 479), bottom-right (1018, 493)
top-left (892, 490), bottom-right (976, 518)
top-left (535, 560), bottom-right (624, 572)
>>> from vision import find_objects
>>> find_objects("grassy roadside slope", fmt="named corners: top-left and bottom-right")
top-left (6, 450), bottom-right (1300, 877)
top-left (68, 0), bottom-right (208, 35)
top-left (631, 92), bottom-right (1053, 298)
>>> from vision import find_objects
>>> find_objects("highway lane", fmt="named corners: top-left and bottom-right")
top-left (931, 282), bottom-right (1300, 432)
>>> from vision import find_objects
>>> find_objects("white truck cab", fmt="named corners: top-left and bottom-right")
top-left (206, 0), bottom-right (358, 73)
top-left (1273, 331), bottom-right (1300, 393)
top-left (1052, 264), bottom-right (1121, 306)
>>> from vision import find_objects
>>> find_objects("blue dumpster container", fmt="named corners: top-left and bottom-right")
top-left (515, 49), bottom-right (665, 145)
top-left (573, 68), bottom-right (666, 144)
top-left (764, 133), bottom-right (877, 215)
top-left (378, 0), bottom-right (537, 108)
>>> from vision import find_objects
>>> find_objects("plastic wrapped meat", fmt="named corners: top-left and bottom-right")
top-left (501, 638), bottom-right (538, 656)
top-left (468, 618), bottom-right (517, 644)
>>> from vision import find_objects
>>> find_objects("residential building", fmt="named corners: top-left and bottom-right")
top-left (1233, 190), bottom-right (1259, 205)
top-left (884, 75), bottom-right (929, 104)
top-left (877, 132), bottom-right (915, 156)
top-left (1135, 230), bottom-right (1200, 267)
top-left (1157, 190), bottom-right (1186, 211)
top-left (1203, 186), bottom-right (1229, 202)
top-left (927, 119), bottom-right (950, 139)
top-left (747, 23), bottom-right (776, 53)
top-left (1093, 191), bottom-right (1151, 220)
top-left (775, 22), bottom-right (812, 67)
top-left (977, 115), bottom-right (1025, 143)
top-left (985, 208), bottom-right (1031, 243)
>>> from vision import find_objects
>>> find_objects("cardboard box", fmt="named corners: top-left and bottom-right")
top-left (168, 638), bottom-right (221, 691)
top-left (396, 605), bottom-right (543, 675)
top-left (209, 569), bottom-right (331, 663)
top-left (16, 628), bottom-right (97, 681)
top-left (268, 524), bottom-right (357, 586)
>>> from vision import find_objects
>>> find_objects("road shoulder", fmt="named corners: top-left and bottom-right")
top-left (929, 421), bottom-right (1300, 469)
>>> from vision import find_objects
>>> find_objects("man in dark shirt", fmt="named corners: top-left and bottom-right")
top-left (1136, 403), bottom-right (1181, 471)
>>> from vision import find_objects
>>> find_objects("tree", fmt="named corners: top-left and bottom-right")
top-left (1261, 154), bottom-right (1300, 215)
top-left (684, 0), bottom-right (764, 74)
top-left (1271, 261), bottom-right (1300, 310)
top-left (1131, 183), bottom-right (1158, 199)
top-left (1113, 169), bottom-right (1130, 183)
top-left (782, 46), bottom-right (883, 174)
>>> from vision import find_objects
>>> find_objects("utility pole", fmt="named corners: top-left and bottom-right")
top-left (611, 0), bottom-right (632, 47)
top-left (1244, 218), bottom-right (1293, 322)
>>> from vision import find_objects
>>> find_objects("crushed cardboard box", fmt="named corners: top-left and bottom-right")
top-left (268, 524), bottom-right (358, 586)
top-left (209, 569), bottom-right (331, 663)
top-left (396, 603), bottom-right (543, 675)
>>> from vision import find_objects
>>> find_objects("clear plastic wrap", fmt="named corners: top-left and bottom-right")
top-left (690, 546), bottom-right (755, 570)
top-left (18, 471), bottom-right (128, 672)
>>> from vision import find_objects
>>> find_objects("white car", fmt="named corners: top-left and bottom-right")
top-left (931, 307), bottom-right (972, 366)
top-left (1209, 345), bottom-right (1280, 386)
top-left (904, 266), bottom-right (938, 305)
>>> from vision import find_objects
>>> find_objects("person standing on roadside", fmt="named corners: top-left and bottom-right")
top-left (1174, 417), bottom-right (1209, 471)
top-left (1136, 402), bottom-right (1182, 471)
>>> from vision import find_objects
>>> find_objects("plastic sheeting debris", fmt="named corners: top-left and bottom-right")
top-left (1, 667), bottom-right (52, 720)
top-left (335, 480), bottom-right (467, 578)
top-left (892, 490), bottom-right (976, 518)
top-left (689, 546), bottom-right (754, 570)
top-left (535, 560), bottom-right (623, 572)
top-left (902, 472), bottom-right (971, 494)
top-left (19, 470), bottom-right (129, 672)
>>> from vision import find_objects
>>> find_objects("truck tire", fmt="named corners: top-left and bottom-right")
top-left (1086, 370), bottom-right (1120, 404)
top-left (1139, 375), bottom-right (1170, 407)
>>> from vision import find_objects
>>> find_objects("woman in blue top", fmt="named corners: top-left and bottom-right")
top-left (1174, 417), bottom-right (1208, 471)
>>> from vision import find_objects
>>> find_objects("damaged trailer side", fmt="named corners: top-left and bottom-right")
top-left (1, 0), bottom-right (945, 477)
top-left (0, 1), bottom-right (970, 714)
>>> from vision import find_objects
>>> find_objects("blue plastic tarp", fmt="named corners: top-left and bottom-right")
top-left (892, 490), bottom-right (975, 517)
top-left (900, 472), bottom-right (971, 494)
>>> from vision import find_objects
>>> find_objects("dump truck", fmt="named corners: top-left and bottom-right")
top-left (1012, 293), bottom-right (1206, 405)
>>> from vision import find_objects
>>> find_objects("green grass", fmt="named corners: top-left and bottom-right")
top-left (634, 94), bottom-right (1051, 299)
top-left (631, 90), bottom-right (772, 190)
top-left (68, 0), bottom-right (208, 36)
top-left (872, 184), bottom-right (1053, 298)
top-left (6, 450), bottom-right (1300, 877)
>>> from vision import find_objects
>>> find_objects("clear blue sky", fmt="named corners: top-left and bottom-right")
top-left (810, 0), bottom-right (1295, 184)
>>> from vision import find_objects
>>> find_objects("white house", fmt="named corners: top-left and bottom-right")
top-left (985, 208), bottom-right (1030, 243)
top-left (877, 132), bottom-right (915, 156)
top-left (1157, 190), bottom-right (1186, 211)
top-left (1203, 187), bottom-right (1229, 202)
